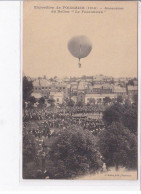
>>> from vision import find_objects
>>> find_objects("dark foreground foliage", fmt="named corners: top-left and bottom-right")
top-left (98, 122), bottom-right (137, 170)
top-left (103, 102), bottom-right (137, 134)
top-left (45, 128), bottom-right (103, 179)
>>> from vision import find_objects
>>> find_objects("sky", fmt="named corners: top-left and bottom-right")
top-left (23, 1), bottom-right (137, 78)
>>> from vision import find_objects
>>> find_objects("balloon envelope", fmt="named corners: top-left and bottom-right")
top-left (68, 35), bottom-right (92, 59)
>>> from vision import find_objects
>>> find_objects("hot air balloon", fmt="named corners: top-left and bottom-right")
top-left (68, 35), bottom-right (92, 68)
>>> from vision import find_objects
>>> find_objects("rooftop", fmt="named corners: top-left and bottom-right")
top-left (128, 85), bottom-right (138, 91)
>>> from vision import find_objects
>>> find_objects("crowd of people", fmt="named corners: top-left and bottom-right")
top-left (23, 105), bottom-right (105, 121)
top-left (23, 106), bottom-right (104, 133)
top-left (23, 105), bottom-right (105, 168)
top-left (62, 105), bottom-right (105, 114)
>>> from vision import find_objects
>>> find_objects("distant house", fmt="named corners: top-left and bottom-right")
top-left (51, 92), bottom-right (64, 104)
top-left (93, 75), bottom-right (106, 84)
top-left (133, 80), bottom-right (138, 86)
top-left (85, 93), bottom-right (117, 104)
top-left (32, 78), bottom-right (69, 98)
top-left (71, 83), bottom-right (78, 96)
top-left (87, 84), bottom-right (113, 94)
top-left (31, 93), bottom-right (42, 99)
top-left (63, 77), bottom-right (70, 83)
top-left (33, 78), bottom-right (50, 98)
top-left (78, 81), bottom-right (88, 91)
top-left (77, 92), bottom-right (85, 105)
top-left (112, 86), bottom-right (126, 96)
top-left (127, 85), bottom-right (138, 96)
top-left (71, 96), bottom-right (77, 103)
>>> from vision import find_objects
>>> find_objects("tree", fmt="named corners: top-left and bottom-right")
top-left (89, 98), bottom-right (95, 105)
top-left (98, 122), bottom-right (137, 170)
top-left (103, 97), bottom-right (111, 105)
top-left (103, 102), bottom-right (137, 134)
top-left (97, 98), bottom-right (102, 104)
top-left (133, 94), bottom-right (138, 105)
top-left (23, 131), bottom-right (36, 165)
top-left (103, 103), bottom-right (124, 125)
top-left (47, 98), bottom-right (55, 107)
top-left (117, 95), bottom-right (123, 103)
top-left (122, 104), bottom-right (137, 134)
top-left (49, 78), bottom-right (54, 82)
top-left (76, 101), bottom-right (83, 107)
top-left (110, 79), bottom-right (115, 84)
top-left (29, 96), bottom-right (36, 104)
top-left (64, 98), bottom-right (75, 107)
top-left (127, 79), bottom-right (134, 86)
top-left (39, 97), bottom-right (45, 104)
top-left (45, 128), bottom-right (103, 179)
top-left (23, 76), bottom-right (33, 102)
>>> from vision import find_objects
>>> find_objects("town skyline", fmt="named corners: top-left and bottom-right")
top-left (23, 73), bottom-right (137, 80)
top-left (23, 60), bottom-right (138, 79)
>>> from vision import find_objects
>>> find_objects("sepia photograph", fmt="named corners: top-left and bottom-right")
top-left (22, 1), bottom-right (138, 180)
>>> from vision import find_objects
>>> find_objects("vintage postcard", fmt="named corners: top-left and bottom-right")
top-left (23, 1), bottom-right (138, 180)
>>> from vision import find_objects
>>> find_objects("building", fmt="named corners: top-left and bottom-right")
top-left (77, 92), bottom-right (85, 105)
top-left (112, 86), bottom-right (126, 97)
top-left (33, 78), bottom-right (50, 98)
top-left (51, 92), bottom-right (64, 104)
top-left (70, 82), bottom-right (78, 96)
top-left (71, 96), bottom-right (77, 103)
top-left (133, 80), bottom-right (138, 86)
top-left (87, 84), bottom-right (113, 94)
top-left (127, 85), bottom-right (138, 96)
top-left (85, 93), bottom-right (117, 104)
top-left (93, 75), bottom-right (105, 84)
top-left (33, 78), bottom-right (69, 98)
top-left (31, 93), bottom-right (42, 99)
